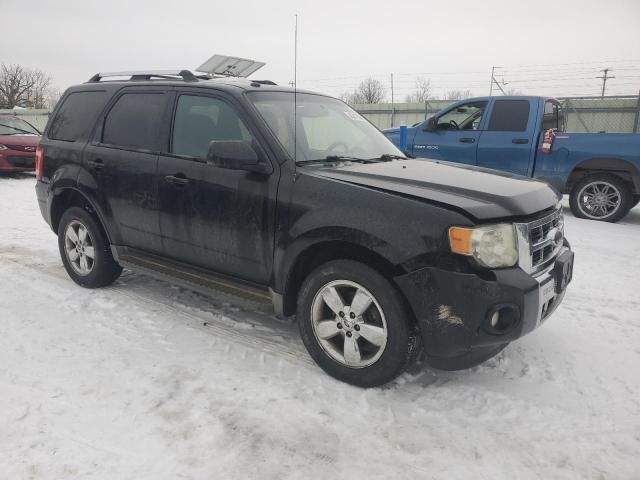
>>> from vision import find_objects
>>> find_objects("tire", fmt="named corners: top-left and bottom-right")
top-left (425, 343), bottom-right (508, 371)
top-left (569, 173), bottom-right (632, 223)
top-left (58, 206), bottom-right (122, 288)
top-left (631, 195), bottom-right (640, 209)
top-left (297, 259), bottom-right (422, 388)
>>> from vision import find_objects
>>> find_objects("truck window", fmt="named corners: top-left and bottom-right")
top-left (171, 95), bottom-right (253, 159)
top-left (48, 91), bottom-right (108, 142)
top-left (102, 93), bottom-right (167, 151)
top-left (437, 101), bottom-right (487, 130)
top-left (542, 101), bottom-right (565, 131)
top-left (487, 100), bottom-right (530, 132)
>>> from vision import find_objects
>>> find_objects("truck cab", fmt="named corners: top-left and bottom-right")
top-left (385, 96), bottom-right (640, 222)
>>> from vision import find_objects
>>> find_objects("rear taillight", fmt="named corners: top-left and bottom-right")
top-left (35, 145), bottom-right (44, 179)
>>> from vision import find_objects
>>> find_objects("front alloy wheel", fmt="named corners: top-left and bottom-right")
top-left (311, 280), bottom-right (388, 368)
top-left (297, 259), bottom-right (421, 388)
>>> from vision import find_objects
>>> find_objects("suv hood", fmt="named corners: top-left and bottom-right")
top-left (0, 133), bottom-right (41, 147)
top-left (309, 159), bottom-right (560, 221)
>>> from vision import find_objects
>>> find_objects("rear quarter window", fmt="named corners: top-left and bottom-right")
top-left (487, 100), bottom-right (530, 132)
top-left (102, 93), bottom-right (167, 151)
top-left (48, 91), bottom-right (108, 141)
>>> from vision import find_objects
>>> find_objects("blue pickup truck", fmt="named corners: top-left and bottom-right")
top-left (384, 96), bottom-right (640, 222)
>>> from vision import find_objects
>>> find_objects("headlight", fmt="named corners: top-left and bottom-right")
top-left (0, 145), bottom-right (7, 150)
top-left (449, 223), bottom-right (518, 268)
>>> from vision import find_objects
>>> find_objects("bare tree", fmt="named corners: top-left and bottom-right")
top-left (405, 77), bottom-right (432, 103)
top-left (444, 89), bottom-right (474, 100)
top-left (0, 63), bottom-right (52, 109)
top-left (340, 77), bottom-right (386, 104)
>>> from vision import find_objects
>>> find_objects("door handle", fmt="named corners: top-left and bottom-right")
top-left (87, 158), bottom-right (104, 172)
top-left (459, 137), bottom-right (475, 143)
top-left (512, 138), bottom-right (529, 144)
top-left (165, 174), bottom-right (190, 186)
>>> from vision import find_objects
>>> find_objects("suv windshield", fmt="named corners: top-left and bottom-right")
top-left (248, 92), bottom-right (403, 163)
top-left (0, 117), bottom-right (40, 135)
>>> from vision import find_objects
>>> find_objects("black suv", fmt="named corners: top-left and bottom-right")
top-left (35, 70), bottom-right (574, 387)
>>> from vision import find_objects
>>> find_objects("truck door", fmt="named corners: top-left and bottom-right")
top-left (476, 99), bottom-right (536, 176)
top-left (412, 100), bottom-right (487, 165)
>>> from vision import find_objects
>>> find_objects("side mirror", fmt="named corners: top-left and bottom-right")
top-left (206, 141), bottom-right (270, 174)
top-left (423, 116), bottom-right (437, 131)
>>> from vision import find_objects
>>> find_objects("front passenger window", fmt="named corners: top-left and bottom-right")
top-left (172, 95), bottom-right (254, 159)
top-left (436, 101), bottom-right (487, 131)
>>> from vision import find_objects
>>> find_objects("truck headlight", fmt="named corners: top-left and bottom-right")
top-left (448, 224), bottom-right (518, 268)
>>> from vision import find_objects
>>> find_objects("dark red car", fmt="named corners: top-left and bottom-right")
top-left (0, 115), bottom-right (42, 172)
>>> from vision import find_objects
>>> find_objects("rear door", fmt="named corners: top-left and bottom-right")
top-left (83, 87), bottom-right (170, 253)
top-left (476, 99), bottom-right (537, 176)
top-left (412, 100), bottom-right (487, 165)
top-left (156, 90), bottom-right (278, 284)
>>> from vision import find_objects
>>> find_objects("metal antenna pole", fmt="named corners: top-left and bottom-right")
top-left (294, 14), bottom-right (298, 164)
top-left (597, 68), bottom-right (615, 97)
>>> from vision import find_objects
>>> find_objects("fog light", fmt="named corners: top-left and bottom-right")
top-left (484, 304), bottom-right (520, 335)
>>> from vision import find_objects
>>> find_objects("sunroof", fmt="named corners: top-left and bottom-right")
top-left (196, 54), bottom-right (266, 78)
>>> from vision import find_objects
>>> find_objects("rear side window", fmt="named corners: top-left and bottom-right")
top-left (542, 101), bottom-right (565, 131)
top-left (48, 91), bottom-right (108, 141)
top-left (102, 93), bottom-right (167, 151)
top-left (487, 100), bottom-right (530, 132)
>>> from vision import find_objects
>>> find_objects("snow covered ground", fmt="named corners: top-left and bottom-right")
top-left (1, 174), bottom-right (639, 480)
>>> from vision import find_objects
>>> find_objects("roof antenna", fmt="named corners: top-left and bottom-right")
top-left (294, 13), bottom-right (298, 165)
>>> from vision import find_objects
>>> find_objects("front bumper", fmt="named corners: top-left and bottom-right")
top-left (395, 246), bottom-right (573, 359)
top-left (0, 152), bottom-right (36, 172)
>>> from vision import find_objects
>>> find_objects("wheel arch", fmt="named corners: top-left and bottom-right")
top-left (50, 188), bottom-right (112, 242)
top-left (279, 238), bottom-right (409, 318)
top-left (567, 157), bottom-right (640, 194)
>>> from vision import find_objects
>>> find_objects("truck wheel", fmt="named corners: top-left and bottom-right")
top-left (297, 260), bottom-right (422, 388)
top-left (425, 343), bottom-right (508, 371)
top-left (631, 195), bottom-right (640, 209)
top-left (569, 173), bottom-right (632, 222)
top-left (58, 207), bottom-right (122, 288)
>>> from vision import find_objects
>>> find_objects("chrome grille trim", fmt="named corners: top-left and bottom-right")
top-left (515, 207), bottom-right (564, 276)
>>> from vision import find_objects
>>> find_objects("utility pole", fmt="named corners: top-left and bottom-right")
top-left (489, 66), bottom-right (495, 96)
top-left (390, 73), bottom-right (395, 128)
top-left (597, 68), bottom-right (615, 97)
top-left (489, 66), bottom-right (506, 95)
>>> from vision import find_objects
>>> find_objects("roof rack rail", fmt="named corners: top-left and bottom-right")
top-left (88, 70), bottom-right (198, 83)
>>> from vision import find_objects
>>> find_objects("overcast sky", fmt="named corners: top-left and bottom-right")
top-left (3, 0), bottom-right (639, 99)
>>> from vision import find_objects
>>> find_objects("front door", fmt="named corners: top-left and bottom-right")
top-left (476, 99), bottom-right (536, 176)
top-left (413, 100), bottom-right (487, 165)
top-left (156, 91), bottom-right (278, 284)
top-left (84, 88), bottom-right (170, 253)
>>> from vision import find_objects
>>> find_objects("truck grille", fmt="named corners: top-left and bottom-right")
top-left (516, 206), bottom-right (564, 275)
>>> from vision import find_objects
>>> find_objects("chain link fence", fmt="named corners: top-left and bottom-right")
top-left (3, 94), bottom-right (640, 135)
top-left (353, 94), bottom-right (640, 133)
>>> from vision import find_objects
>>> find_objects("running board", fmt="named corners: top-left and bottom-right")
top-left (112, 247), bottom-right (273, 307)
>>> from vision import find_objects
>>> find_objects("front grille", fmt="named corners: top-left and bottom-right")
top-left (6, 155), bottom-right (35, 167)
top-left (516, 206), bottom-right (564, 275)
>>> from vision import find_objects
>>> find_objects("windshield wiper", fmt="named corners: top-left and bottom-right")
top-left (296, 155), bottom-right (378, 166)
top-left (368, 154), bottom-right (408, 161)
top-left (0, 123), bottom-right (35, 135)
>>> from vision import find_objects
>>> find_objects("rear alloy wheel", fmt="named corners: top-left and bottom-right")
top-left (58, 207), bottom-right (122, 288)
top-left (297, 260), bottom-right (421, 388)
top-left (569, 173), bottom-right (632, 223)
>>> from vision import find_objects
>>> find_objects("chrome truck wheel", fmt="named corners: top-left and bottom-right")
top-left (570, 173), bottom-right (632, 223)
